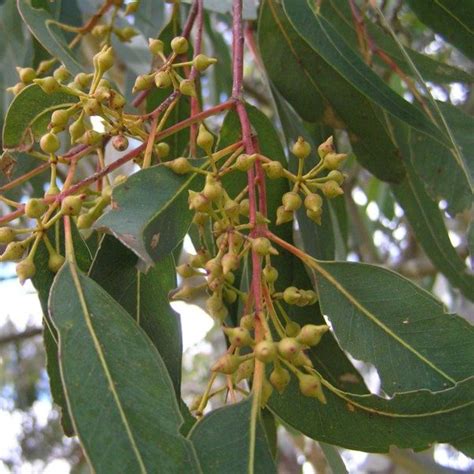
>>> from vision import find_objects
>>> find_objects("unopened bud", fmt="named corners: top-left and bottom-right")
top-left (270, 366), bottom-right (291, 393)
top-left (298, 373), bottom-right (326, 403)
top-left (262, 161), bottom-right (283, 179)
top-left (318, 136), bottom-right (334, 159)
top-left (297, 324), bottom-right (328, 346)
top-left (171, 36), bottom-right (189, 55)
top-left (292, 136), bottom-right (311, 159)
top-left (193, 54), bottom-right (217, 72)
top-left (254, 340), bottom-right (277, 363)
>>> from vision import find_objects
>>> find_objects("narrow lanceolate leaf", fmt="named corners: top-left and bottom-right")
top-left (32, 224), bottom-right (93, 436)
top-left (89, 235), bottom-right (183, 395)
top-left (406, 0), bottom-right (474, 60)
top-left (17, 0), bottom-right (83, 75)
top-left (309, 261), bottom-right (474, 394)
top-left (282, 0), bottom-right (472, 214)
top-left (269, 374), bottom-right (474, 453)
top-left (189, 398), bottom-right (276, 474)
top-left (391, 158), bottom-right (474, 301)
top-left (49, 263), bottom-right (200, 473)
top-left (2, 84), bottom-right (78, 150)
top-left (319, 0), bottom-right (473, 84)
top-left (96, 162), bottom-right (205, 266)
top-left (258, 0), bottom-right (404, 183)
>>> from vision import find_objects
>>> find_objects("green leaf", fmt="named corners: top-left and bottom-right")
top-left (319, 443), bottom-right (348, 474)
top-left (17, 0), bottom-right (82, 75)
top-left (89, 235), bottom-right (183, 396)
top-left (258, 0), bottom-right (404, 184)
top-left (133, 0), bottom-right (165, 38)
top-left (319, 0), bottom-right (473, 84)
top-left (406, 0), bottom-right (474, 60)
top-left (2, 84), bottom-right (78, 150)
top-left (282, 0), bottom-right (472, 215)
top-left (189, 397), bottom-right (276, 473)
top-left (269, 374), bottom-right (474, 453)
top-left (391, 157), bottom-right (474, 300)
top-left (96, 162), bottom-right (205, 266)
top-left (49, 262), bottom-right (200, 472)
top-left (181, 0), bottom-right (257, 20)
top-left (31, 223), bottom-right (93, 436)
top-left (310, 260), bottom-right (474, 393)
top-left (146, 13), bottom-right (190, 158)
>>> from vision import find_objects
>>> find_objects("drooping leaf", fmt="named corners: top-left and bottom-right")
top-left (189, 397), bottom-right (276, 473)
top-left (146, 12), bottom-right (190, 158)
top-left (309, 260), bottom-right (474, 393)
top-left (2, 84), bottom-right (78, 150)
top-left (17, 0), bottom-right (83, 75)
top-left (406, 0), bottom-right (474, 60)
top-left (96, 162), bottom-right (205, 266)
top-left (49, 263), bottom-right (200, 472)
top-left (319, 0), bottom-right (473, 84)
top-left (391, 156), bottom-right (474, 300)
top-left (89, 235), bottom-right (183, 395)
top-left (269, 374), bottom-right (474, 453)
top-left (181, 0), bottom-right (257, 20)
top-left (258, 0), bottom-right (404, 184)
top-left (31, 222), bottom-right (93, 436)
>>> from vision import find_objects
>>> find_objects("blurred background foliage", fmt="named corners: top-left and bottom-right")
top-left (0, 0), bottom-right (472, 472)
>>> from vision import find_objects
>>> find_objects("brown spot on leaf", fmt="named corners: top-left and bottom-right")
top-left (150, 233), bottom-right (160, 249)
top-left (0, 152), bottom-right (16, 180)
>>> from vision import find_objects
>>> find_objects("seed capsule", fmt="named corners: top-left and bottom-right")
top-left (112, 135), bottom-right (129, 152)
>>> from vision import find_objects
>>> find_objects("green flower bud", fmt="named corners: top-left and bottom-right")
top-left (283, 286), bottom-right (300, 305)
top-left (17, 67), bottom-right (36, 84)
top-left (211, 354), bottom-right (241, 374)
top-left (109, 90), bottom-right (126, 109)
top-left (306, 208), bottom-right (322, 225)
top-left (39, 132), bottom-right (60, 153)
top-left (234, 359), bottom-right (254, 383)
top-left (92, 24), bottom-right (111, 38)
top-left (77, 130), bottom-right (103, 146)
top-left (202, 176), bottom-right (222, 201)
top-left (285, 321), bottom-right (301, 337)
top-left (148, 38), bottom-right (164, 55)
top-left (252, 237), bottom-right (277, 256)
top-left (301, 290), bottom-right (318, 305)
top-left (53, 65), bottom-right (70, 83)
top-left (277, 337), bottom-right (302, 360)
top-left (25, 198), bottom-right (48, 219)
top-left (321, 180), bottom-right (344, 199)
top-left (69, 116), bottom-right (86, 144)
top-left (74, 72), bottom-right (93, 89)
top-left (132, 73), bottom-right (154, 93)
top-left (223, 287), bottom-right (237, 304)
top-left (263, 265), bottom-right (278, 284)
top-left (95, 46), bottom-right (115, 73)
top-left (77, 212), bottom-right (95, 229)
top-left (239, 199), bottom-right (249, 216)
top-left (171, 36), bottom-right (189, 55)
top-left (298, 373), bottom-right (326, 403)
top-left (292, 136), bottom-right (311, 159)
top-left (262, 161), bottom-right (284, 179)
top-left (318, 136), bottom-right (334, 159)
top-left (34, 76), bottom-right (60, 94)
top-left (270, 366), bottom-right (291, 393)
top-left (16, 257), bottom-right (36, 284)
top-left (327, 170), bottom-right (344, 185)
top-left (1, 241), bottom-right (27, 262)
top-left (48, 251), bottom-right (65, 273)
top-left (0, 227), bottom-right (16, 244)
top-left (193, 54), bottom-right (217, 72)
top-left (154, 71), bottom-right (172, 89)
top-left (282, 191), bottom-right (302, 212)
top-left (304, 193), bottom-right (323, 212)
top-left (223, 327), bottom-right (252, 347)
top-left (115, 26), bottom-right (138, 42)
top-left (165, 157), bottom-right (192, 174)
top-left (179, 78), bottom-right (197, 97)
top-left (297, 324), bottom-right (328, 347)
top-left (324, 152), bottom-right (347, 170)
top-left (125, 1), bottom-right (139, 14)
top-left (61, 195), bottom-right (83, 216)
top-left (7, 83), bottom-right (25, 95)
top-left (261, 379), bottom-right (274, 407)
top-left (254, 340), bottom-right (277, 363)
top-left (235, 153), bottom-right (256, 171)
top-left (276, 206), bottom-right (293, 226)
top-left (221, 252), bottom-right (239, 275)
top-left (197, 124), bottom-right (214, 154)
top-left (240, 314), bottom-right (254, 330)
top-left (50, 109), bottom-right (70, 129)
top-left (188, 191), bottom-right (210, 212)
